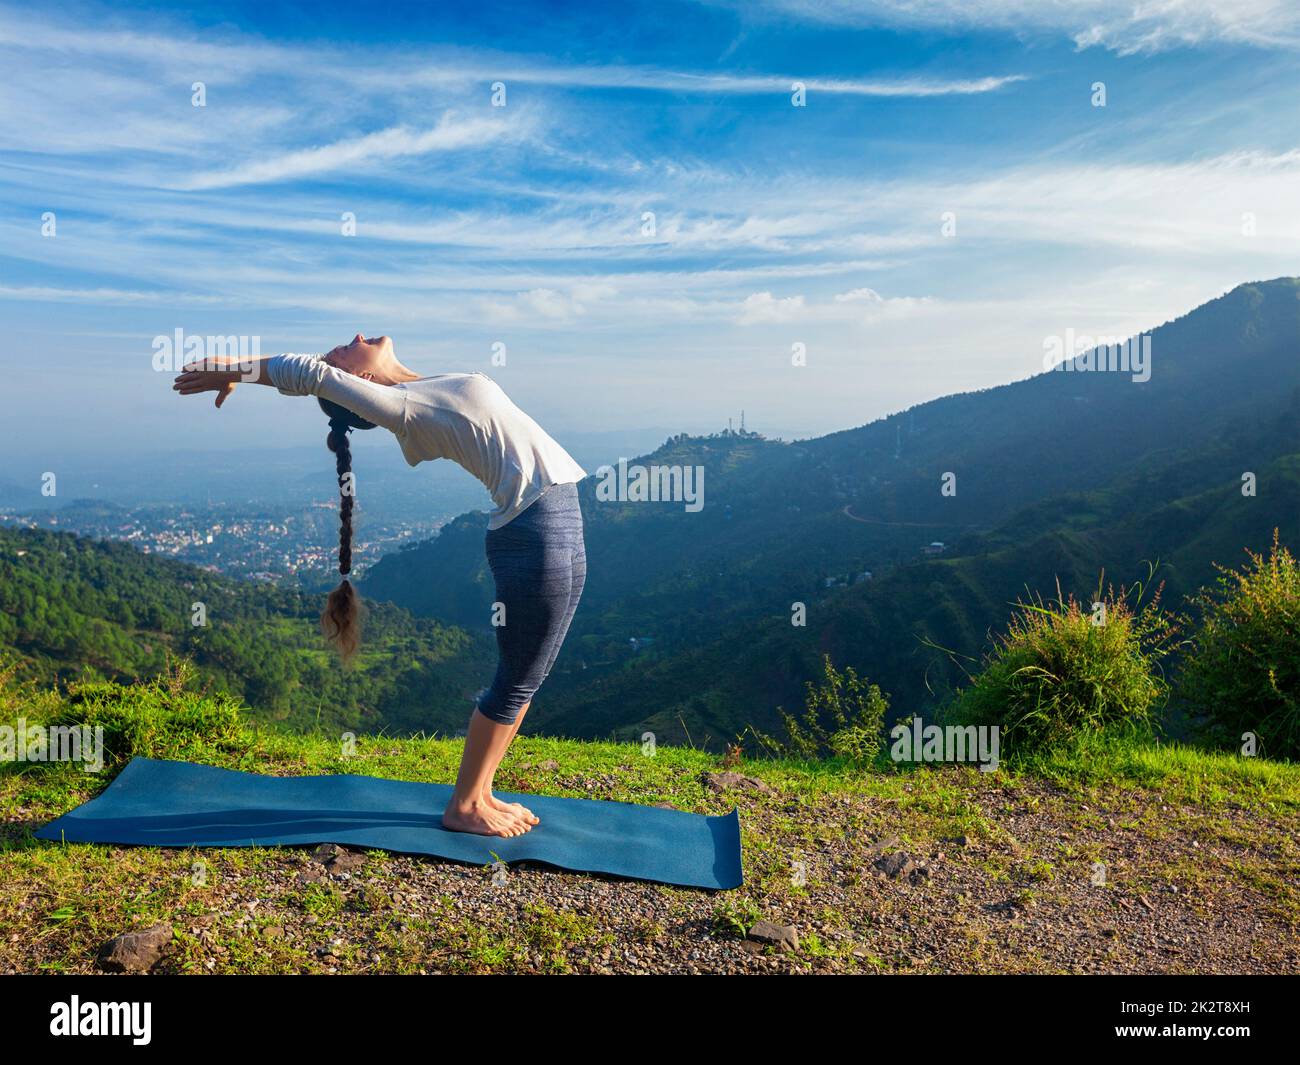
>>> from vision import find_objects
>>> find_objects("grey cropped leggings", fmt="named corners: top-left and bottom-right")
top-left (475, 481), bottom-right (586, 725)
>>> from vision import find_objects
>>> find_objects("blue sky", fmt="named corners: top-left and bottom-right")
top-left (4, 0), bottom-right (1300, 473)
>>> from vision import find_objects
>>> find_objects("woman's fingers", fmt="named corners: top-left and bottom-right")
top-left (173, 369), bottom-right (237, 407)
top-left (174, 368), bottom-right (224, 386)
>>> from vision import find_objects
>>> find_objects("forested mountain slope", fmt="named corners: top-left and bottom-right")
top-left (362, 279), bottom-right (1300, 743)
top-left (0, 527), bottom-right (493, 736)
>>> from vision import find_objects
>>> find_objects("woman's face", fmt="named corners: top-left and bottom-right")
top-left (323, 334), bottom-right (394, 379)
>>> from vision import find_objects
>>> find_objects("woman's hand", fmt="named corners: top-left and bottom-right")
top-left (173, 359), bottom-right (243, 408)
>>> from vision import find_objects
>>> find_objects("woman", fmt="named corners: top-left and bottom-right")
top-left (173, 335), bottom-right (587, 838)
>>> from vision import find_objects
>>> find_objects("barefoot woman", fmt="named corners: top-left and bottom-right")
top-left (174, 336), bottom-right (587, 838)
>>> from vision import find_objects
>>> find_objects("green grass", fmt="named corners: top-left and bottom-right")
top-left (2, 666), bottom-right (1298, 974)
top-left (1014, 727), bottom-right (1300, 810)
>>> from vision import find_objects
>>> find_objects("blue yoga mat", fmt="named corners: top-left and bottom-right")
top-left (35, 757), bottom-right (743, 890)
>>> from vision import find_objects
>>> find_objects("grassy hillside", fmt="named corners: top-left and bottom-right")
top-left (2, 670), bottom-right (1296, 974)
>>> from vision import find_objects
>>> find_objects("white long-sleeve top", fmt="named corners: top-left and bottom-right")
top-left (265, 355), bottom-right (587, 529)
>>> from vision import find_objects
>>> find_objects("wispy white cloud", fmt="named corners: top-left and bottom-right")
top-left (6, 148), bottom-right (1299, 332)
top-left (0, 285), bottom-right (229, 305)
top-left (478, 283), bottom-right (622, 323)
top-left (0, 3), bottom-right (1025, 214)
top-left (447, 65), bottom-right (1026, 96)
top-left (737, 287), bottom-right (932, 324)
top-left (0, 7), bottom-right (1024, 109)
top-left (708, 0), bottom-right (1300, 55)
top-left (737, 291), bottom-right (807, 324)
top-left (176, 114), bottom-right (530, 190)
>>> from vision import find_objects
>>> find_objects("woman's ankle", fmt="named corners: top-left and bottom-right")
top-left (449, 790), bottom-right (488, 812)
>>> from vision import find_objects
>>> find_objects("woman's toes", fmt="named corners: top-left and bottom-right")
top-left (509, 802), bottom-right (539, 824)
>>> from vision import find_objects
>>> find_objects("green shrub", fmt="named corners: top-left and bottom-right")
top-left (950, 581), bottom-right (1174, 754)
top-left (761, 654), bottom-right (887, 765)
top-left (1179, 531), bottom-right (1299, 760)
top-left (51, 661), bottom-right (247, 766)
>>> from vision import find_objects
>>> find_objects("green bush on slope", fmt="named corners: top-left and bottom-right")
top-left (760, 654), bottom-right (888, 765)
top-left (1180, 531), bottom-right (1300, 760)
top-left (949, 582), bottom-right (1175, 754)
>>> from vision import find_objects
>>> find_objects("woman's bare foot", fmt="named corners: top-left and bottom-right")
top-left (441, 797), bottom-right (533, 837)
top-left (482, 787), bottom-right (539, 825)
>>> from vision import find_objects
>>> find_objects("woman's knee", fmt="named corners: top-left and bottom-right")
top-left (475, 686), bottom-right (532, 726)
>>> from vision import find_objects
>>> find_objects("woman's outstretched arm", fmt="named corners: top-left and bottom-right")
top-left (173, 353), bottom-right (408, 434)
